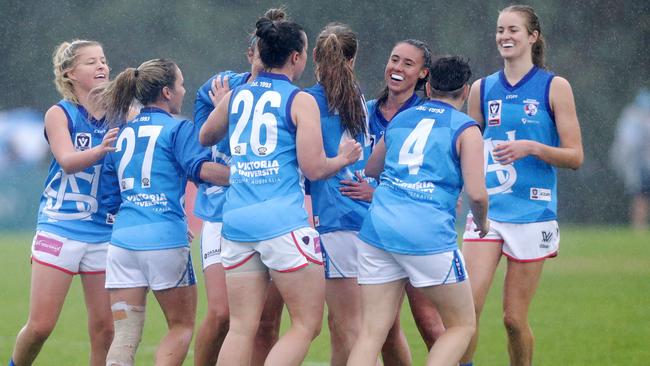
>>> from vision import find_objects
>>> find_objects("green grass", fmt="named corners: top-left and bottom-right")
top-left (1, 227), bottom-right (648, 365)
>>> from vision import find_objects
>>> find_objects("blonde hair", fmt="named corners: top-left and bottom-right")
top-left (52, 40), bottom-right (103, 103)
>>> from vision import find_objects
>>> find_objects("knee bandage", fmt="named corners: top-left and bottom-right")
top-left (106, 301), bottom-right (145, 366)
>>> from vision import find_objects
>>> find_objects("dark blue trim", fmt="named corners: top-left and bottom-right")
top-left (241, 71), bottom-right (252, 84)
top-left (479, 78), bottom-right (480, 126)
top-left (258, 71), bottom-right (291, 83)
top-left (498, 66), bottom-right (538, 91)
top-left (451, 121), bottom-right (480, 162)
top-left (140, 106), bottom-right (172, 117)
top-left (452, 249), bottom-right (466, 281)
top-left (285, 88), bottom-right (300, 135)
top-left (375, 93), bottom-right (420, 131)
top-left (544, 74), bottom-right (555, 122)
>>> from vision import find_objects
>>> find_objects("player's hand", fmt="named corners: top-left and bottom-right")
top-left (187, 229), bottom-right (195, 243)
top-left (473, 216), bottom-right (490, 238)
top-left (208, 74), bottom-right (230, 106)
top-left (492, 140), bottom-right (533, 165)
top-left (337, 138), bottom-right (362, 165)
top-left (98, 128), bottom-right (119, 155)
top-left (340, 171), bottom-right (375, 202)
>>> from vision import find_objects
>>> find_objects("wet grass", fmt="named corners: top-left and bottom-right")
top-left (0, 227), bottom-right (648, 365)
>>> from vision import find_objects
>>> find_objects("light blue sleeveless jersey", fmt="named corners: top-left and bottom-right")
top-left (222, 72), bottom-right (308, 241)
top-left (104, 107), bottom-right (211, 250)
top-left (480, 67), bottom-right (558, 223)
top-left (359, 100), bottom-right (478, 255)
top-left (37, 100), bottom-right (119, 243)
top-left (367, 93), bottom-right (424, 145)
top-left (193, 71), bottom-right (251, 222)
top-left (305, 83), bottom-right (373, 234)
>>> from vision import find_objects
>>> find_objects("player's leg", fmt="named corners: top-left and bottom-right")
top-left (403, 249), bottom-right (475, 366)
top-left (80, 242), bottom-right (113, 366)
top-left (631, 192), bottom-right (649, 230)
top-left (503, 259), bottom-right (544, 366)
top-left (81, 273), bottom-right (114, 366)
top-left (106, 287), bottom-right (147, 366)
top-left (251, 281), bottom-right (283, 366)
top-left (321, 231), bottom-right (364, 366)
top-left (11, 262), bottom-right (73, 365)
top-left (419, 280), bottom-right (475, 366)
top-left (347, 279), bottom-right (407, 366)
top-left (194, 222), bottom-right (229, 366)
top-left (253, 227), bottom-right (324, 366)
top-left (380, 298), bottom-right (413, 366)
top-left (406, 283), bottom-right (445, 349)
top-left (153, 285), bottom-right (197, 365)
top-left (459, 216), bottom-right (503, 365)
top-left (216, 239), bottom-right (270, 366)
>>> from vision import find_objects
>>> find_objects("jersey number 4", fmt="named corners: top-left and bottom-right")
top-left (230, 90), bottom-right (281, 157)
top-left (115, 126), bottom-right (163, 191)
top-left (398, 118), bottom-right (435, 175)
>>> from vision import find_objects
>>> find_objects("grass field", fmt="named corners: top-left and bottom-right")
top-left (0, 227), bottom-right (648, 365)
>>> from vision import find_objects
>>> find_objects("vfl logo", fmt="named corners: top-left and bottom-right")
top-left (75, 133), bottom-right (92, 151)
top-left (487, 100), bottom-right (502, 126)
top-left (540, 231), bottom-right (553, 248)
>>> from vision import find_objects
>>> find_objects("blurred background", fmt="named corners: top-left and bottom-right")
top-left (0, 0), bottom-right (648, 230)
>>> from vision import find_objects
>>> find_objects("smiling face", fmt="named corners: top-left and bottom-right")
top-left (384, 42), bottom-right (428, 96)
top-left (496, 10), bottom-right (538, 62)
top-left (66, 45), bottom-right (109, 94)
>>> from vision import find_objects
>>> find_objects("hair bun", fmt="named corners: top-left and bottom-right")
top-left (255, 18), bottom-right (278, 41)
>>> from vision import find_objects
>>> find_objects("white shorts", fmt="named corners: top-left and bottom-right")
top-left (105, 245), bottom-right (196, 291)
top-left (31, 231), bottom-right (107, 275)
top-left (200, 221), bottom-right (223, 270)
top-left (321, 231), bottom-right (360, 279)
top-left (462, 215), bottom-right (560, 262)
top-left (221, 227), bottom-right (323, 272)
top-left (357, 240), bottom-right (467, 287)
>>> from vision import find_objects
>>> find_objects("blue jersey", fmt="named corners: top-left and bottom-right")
top-left (222, 72), bottom-right (308, 241)
top-left (37, 100), bottom-right (119, 243)
top-left (480, 67), bottom-right (558, 223)
top-left (304, 83), bottom-right (373, 234)
top-left (104, 107), bottom-right (211, 250)
top-left (367, 93), bottom-right (424, 144)
top-left (359, 100), bottom-right (478, 255)
top-left (193, 70), bottom-right (251, 222)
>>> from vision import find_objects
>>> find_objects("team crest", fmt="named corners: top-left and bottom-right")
top-left (523, 99), bottom-right (539, 117)
top-left (487, 100), bottom-right (502, 126)
top-left (75, 133), bottom-right (92, 151)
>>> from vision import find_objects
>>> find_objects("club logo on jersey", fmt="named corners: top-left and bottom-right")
top-left (487, 100), bottom-right (502, 126)
top-left (106, 213), bottom-right (115, 225)
top-left (233, 145), bottom-right (242, 155)
top-left (258, 146), bottom-right (268, 156)
top-left (142, 177), bottom-right (150, 188)
top-left (523, 99), bottom-right (539, 117)
top-left (530, 187), bottom-right (552, 201)
top-left (75, 133), bottom-right (92, 151)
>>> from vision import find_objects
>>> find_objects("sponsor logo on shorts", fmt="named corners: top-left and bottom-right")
top-left (530, 187), bottom-right (551, 201)
top-left (34, 235), bottom-right (63, 256)
top-left (75, 133), bottom-right (92, 151)
top-left (106, 213), bottom-right (115, 225)
top-left (488, 100), bottom-right (502, 126)
top-left (203, 248), bottom-right (220, 260)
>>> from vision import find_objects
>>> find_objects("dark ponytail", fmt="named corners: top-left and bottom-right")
top-left (314, 23), bottom-right (366, 137)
